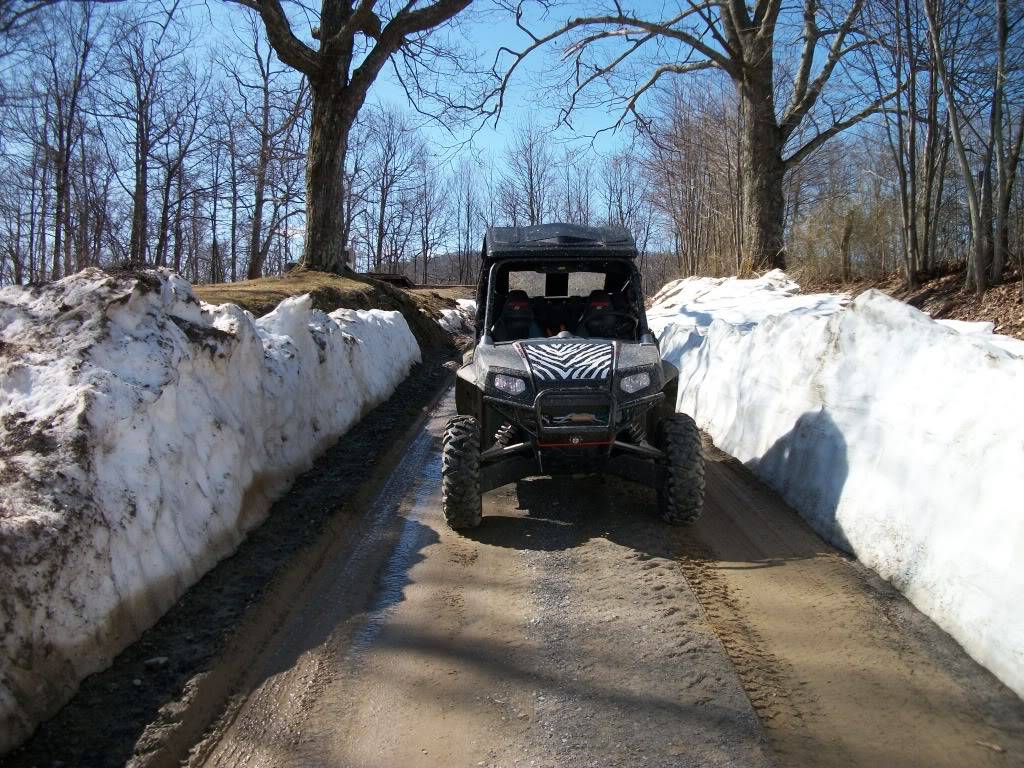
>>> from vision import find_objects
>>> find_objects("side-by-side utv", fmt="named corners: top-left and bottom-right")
top-left (442, 223), bottom-right (705, 529)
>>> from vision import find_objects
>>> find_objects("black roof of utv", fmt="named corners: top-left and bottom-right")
top-left (483, 224), bottom-right (637, 261)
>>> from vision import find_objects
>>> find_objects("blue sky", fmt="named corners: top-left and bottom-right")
top-left (367, 2), bottom-right (637, 161)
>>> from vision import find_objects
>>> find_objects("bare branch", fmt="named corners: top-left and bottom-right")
top-left (784, 91), bottom-right (896, 168)
top-left (224, 0), bottom-right (318, 75)
top-left (780, 0), bottom-right (867, 139)
top-left (614, 61), bottom-right (720, 130)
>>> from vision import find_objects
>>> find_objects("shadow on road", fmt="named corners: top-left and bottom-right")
top-left (463, 427), bottom-right (839, 571)
top-left (748, 407), bottom-right (851, 552)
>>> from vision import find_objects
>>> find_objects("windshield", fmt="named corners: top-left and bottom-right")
top-left (488, 263), bottom-right (641, 343)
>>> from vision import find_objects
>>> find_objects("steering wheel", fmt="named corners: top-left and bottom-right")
top-left (581, 311), bottom-right (638, 339)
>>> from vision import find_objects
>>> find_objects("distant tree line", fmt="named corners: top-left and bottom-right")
top-left (0, 0), bottom-right (1020, 297)
top-left (489, 0), bottom-right (1023, 294)
top-left (0, 3), bottom-right (312, 284)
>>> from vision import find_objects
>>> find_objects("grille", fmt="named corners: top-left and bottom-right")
top-left (540, 403), bottom-right (611, 427)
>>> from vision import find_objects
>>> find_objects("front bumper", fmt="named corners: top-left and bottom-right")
top-left (479, 388), bottom-right (666, 492)
top-left (483, 388), bottom-right (662, 447)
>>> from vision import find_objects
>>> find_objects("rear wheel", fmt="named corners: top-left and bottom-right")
top-left (657, 413), bottom-right (705, 525)
top-left (441, 415), bottom-right (482, 529)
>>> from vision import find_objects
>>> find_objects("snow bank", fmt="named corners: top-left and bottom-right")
top-left (936, 318), bottom-right (1024, 356)
top-left (438, 298), bottom-right (476, 335)
top-left (0, 269), bottom-right (420, 751)
top-left (650, 271), bottom-right (1024, 699)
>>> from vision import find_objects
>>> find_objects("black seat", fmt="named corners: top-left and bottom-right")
top-left (492, 290), bottom-right (540, 341)
top-left (579, 289), bottom-right (617, 337)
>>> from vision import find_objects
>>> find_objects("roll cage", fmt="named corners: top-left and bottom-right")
top-left (474, 224), bottom-right (649, 344)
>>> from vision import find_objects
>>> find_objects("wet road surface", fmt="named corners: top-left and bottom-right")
top-left (185, 392), bottom-right (1024, 768)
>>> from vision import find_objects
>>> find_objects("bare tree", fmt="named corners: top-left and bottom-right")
top-left (601, 149), bottom-right (657, 285)
top-left (450, 156), bottom-right (481, 283)
top-left (102, 6), bottom-right (192, 266)
top-left (558, 146), bottom-right (593, 225)
top-left (35, 2), bottom-right (103, 278)
top-left (339, 112), bottom-right (370, 266)
top-left (642, 83), bottom-right (743, 275)
top-left (925, 0), bottom-right (1024, 293)
top-left (989, 0), bottom-right (1024, 284)
top-left (412, 152), bottom-right (451, 283)
top-left (221, 12), bottom-right (308, 278)
top-left (152, 67), bottom-right (206, 270)
top-left (221, 0), bottom-right (471, 273)
top-left (492, 0), bottom-right (897, 271)
top-left (501, 119), bottom-right (555, 226)
top-left (360, 105), bottom-right (418, 272)
top-left (865, 0), bottom-right (933, 287)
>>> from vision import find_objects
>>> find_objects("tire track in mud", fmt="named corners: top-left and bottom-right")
top-left (674, 538), bottom-right (808, 732)
top-left (677, 436), bottom-right (1024, 768)
top-left (673, 438), bottom-right (808, 734)
top-left (471, 479), bottom-right (772, 768)
top-left (188, 406), bottom-right (772, 768)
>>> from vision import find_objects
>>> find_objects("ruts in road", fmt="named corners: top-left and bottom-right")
top-left (186, 391), bottom-right (1024, 768)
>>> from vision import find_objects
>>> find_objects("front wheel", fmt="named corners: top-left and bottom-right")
top-left (657, 413), bottom-right (705, 525)
top-left (441, 415), bottom-right (482, 529)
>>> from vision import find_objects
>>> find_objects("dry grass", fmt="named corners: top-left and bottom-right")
top-left (193, 269), bottom-right (373, 318)
top-left (801, 268), bottom-right (1024, 341)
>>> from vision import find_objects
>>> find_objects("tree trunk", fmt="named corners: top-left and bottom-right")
top-left (920, 74), bottom-right (941, 275)
top-left (925, 0), bottom-right (986, 294)
top-left (154, 169), bottom-right (174, 268)
top-left (210, 155), bottom-right (222, 283)
top-left (738, 76), bottom-right (787, 271)
top-left (978, 166), bottom-right (994, 293)
top-left (52, 146), bottom-right (66, 280)
top-left (989, 0), bottom-right (1010, 284)
top-left (229, 126), bottom-right (239, 282)
top-left (301, 84), bottom-right (351, 274)
top-left (130, 131), bottom-right (149, 267)
top-left (928, 126), bottom-right (951, 266)
top-left (246, 166), bottom-right (267, 279)
top-left (172, 168), bottom-right (185, 273)
top-left (38, 134), bottom-right (50, 281)
top-left (840, 212), bottom-right (854, 282)
top-left (901, 0), bottom-right (920, 288)
top-left (27, 145), bottom-right (39, 282)
top-left (12, 202), bottom-right (24, 284)
top-left (374, 176), bottom-right (387, 271)
top-left (247, 83), bottom-right (272, 280)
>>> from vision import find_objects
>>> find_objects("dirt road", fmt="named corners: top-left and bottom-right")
top-left (185, 391), bottom-right (1024, 768)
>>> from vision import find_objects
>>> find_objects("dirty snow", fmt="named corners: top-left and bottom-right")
top-left (935, 318), bottom-right (1024, 355)
top-left (650, 271), bottom-right (1024, 700)
top-left (438, 298), bottom-right (476, 335)
top-left (0, 269), bottom-right (420, 751)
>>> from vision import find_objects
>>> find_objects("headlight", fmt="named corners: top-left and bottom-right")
top-left (619, 371), bottom-right (651, 394)
top-left (494, 374), bottom-right (527, 395)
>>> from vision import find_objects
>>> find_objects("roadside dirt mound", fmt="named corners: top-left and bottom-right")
top-left (406, 285), bottom-right (475, 320)
top-left (193, 269), bottom-right (452, 350)
top-left (800, 267), bottom-right (1024, 341)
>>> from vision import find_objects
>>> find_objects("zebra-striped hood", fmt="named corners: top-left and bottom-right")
top-left (518, 340), bottom-right (614, 384)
